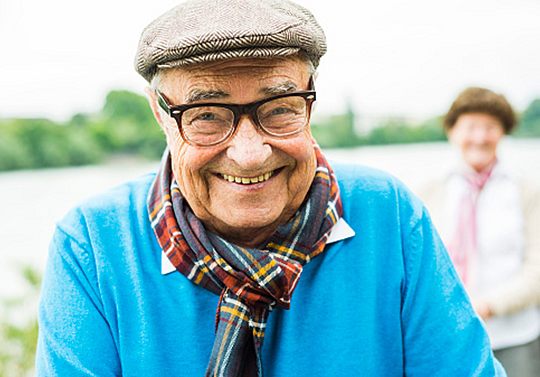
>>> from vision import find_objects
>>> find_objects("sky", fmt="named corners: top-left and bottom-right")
top-left (1, 0), bottom-right (540, 123)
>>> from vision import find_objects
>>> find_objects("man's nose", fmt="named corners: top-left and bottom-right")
top-left (225, 115), bottom-right (272, 170)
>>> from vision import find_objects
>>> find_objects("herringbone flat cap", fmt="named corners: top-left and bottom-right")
top-left (135, 0), bottom-right (327, 82)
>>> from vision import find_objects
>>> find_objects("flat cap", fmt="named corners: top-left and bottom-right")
top-left (134, 0), bottom-right (327, 82)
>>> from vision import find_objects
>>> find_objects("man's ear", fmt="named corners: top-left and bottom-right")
top-left (144, 87), bottom-right (167, 131)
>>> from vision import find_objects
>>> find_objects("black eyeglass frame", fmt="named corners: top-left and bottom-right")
top-left (156, 79), bottom-right (316, 147)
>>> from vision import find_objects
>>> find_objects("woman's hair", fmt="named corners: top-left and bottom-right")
top-left (443, 87), bottom-right (516, 134)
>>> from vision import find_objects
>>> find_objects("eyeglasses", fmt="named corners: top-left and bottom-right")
top-left (156, 82), bottom-right (316, 147)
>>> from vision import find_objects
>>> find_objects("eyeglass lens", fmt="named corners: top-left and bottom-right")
top-left (181, 95), bottom-right (309, 145)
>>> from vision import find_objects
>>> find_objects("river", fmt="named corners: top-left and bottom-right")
top-left (1, 139), bottom-right (539, 301)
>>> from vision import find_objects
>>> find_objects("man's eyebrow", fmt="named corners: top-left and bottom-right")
top-left (260, 81), bottom-right (298, 96)
top-left (184, 81), bottom-right (298, 103)
top-left (186, 89), bottom-right (230, 103)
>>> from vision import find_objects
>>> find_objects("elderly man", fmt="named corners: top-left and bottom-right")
top-left (36, 0), bottom-right (505, 376)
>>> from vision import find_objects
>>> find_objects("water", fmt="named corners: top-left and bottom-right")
top-left (0, 157), bottom-right (159, 300)
top-left (325, 138), bottom-right (540, 189)
top-left (0, 139), bottom-right (539, 301)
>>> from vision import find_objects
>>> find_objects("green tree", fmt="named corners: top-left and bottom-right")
top-left (364, 116), bottom-right (446, 145)
top-left (414, 116), bottom-right (446, 142)
top-left (0, 126), bottom-right (33, 170)
top-left (366, 118), bottom-right (412, 145)
top-left (311, 100), bottom-right (363, 149)
top-left (95, 90), bottom-right (166, 157)
top-left (516, 99), bottom-right (540, 137)
top-left (0, 118), bottom-right (103, 170)
top-left (103, 90), bottom-right (156, 125)
top-left (5, 119), bottom-right (72, 168)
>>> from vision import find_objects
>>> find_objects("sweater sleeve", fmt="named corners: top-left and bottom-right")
top-left (35, 224), bottom-right (122, 376)
top-left (400, 198), bottom-right (506, 376)
top-left (484, 179), bottom-right (540, 316)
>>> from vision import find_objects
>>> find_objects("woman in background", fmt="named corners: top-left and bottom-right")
top-left (419, 87), bottom-right (540, 376)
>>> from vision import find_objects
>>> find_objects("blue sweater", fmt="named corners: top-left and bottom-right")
top-left (36, 162), bottom-right (505, 376)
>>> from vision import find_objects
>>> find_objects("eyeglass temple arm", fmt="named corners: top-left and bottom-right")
top-left (156, 91), bottom-right (173, 115)
top-left (309, 75), bottom-right (315, 91)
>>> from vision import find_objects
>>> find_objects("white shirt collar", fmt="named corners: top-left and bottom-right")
top-left (161, 217), bottom-right (355, 275)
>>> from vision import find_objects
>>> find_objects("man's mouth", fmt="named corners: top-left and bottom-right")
top-left (220, 170), bottom-right (275, 185)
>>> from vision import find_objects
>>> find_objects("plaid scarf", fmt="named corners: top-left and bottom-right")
top-left (148, 142), bottom-right (342, 377)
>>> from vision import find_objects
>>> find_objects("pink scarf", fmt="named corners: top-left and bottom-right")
top-left (447, 161), bottom-right (497, 288)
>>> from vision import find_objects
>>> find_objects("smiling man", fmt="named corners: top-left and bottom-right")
top-left (36, 1), bottom-right (506, 376)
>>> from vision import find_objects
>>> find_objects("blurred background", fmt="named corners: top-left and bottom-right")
top-left (1, 0), bottom-right (540, 375)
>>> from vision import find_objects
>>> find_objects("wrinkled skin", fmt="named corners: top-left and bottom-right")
top-left (146, 57), bottom-right (317, 248)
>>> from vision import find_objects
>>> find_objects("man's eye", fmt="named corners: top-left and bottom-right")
top-left (196, 113), bottom-right (217, 121)
top-left (270, 107), bottom-right (292, 115)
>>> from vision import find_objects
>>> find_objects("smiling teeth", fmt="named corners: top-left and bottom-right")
top-left (222, 171), bottom-right (273, 184)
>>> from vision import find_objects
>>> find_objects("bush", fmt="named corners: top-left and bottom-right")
top-left (0, 266), bottom-right (41, 377)
top-left (89, 91), bottom-right (166, 157)
top-left (0, 133), bottom-right (33, 171)
top-left (311, 112), bottom-right (363, 148)
top-left (0, 119), bottom-right (105, 171)
top-left (516, 99), bottom-right (540, 137)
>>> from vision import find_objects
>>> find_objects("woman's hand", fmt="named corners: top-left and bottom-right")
top-left (473, 300), bottom-right (493, 320)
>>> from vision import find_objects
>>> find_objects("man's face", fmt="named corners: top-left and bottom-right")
top-left (448, 112), bottom-right (505, 172)
top-left (150, 57), bottom-right (317, 247)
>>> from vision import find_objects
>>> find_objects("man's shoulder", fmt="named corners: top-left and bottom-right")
top-left (331, 160), bottom-right (408, 196)
top-left (57, 172), bottom-right (156, 235)
top-left (81, 172), bottom-right (155, 213)
top-left (330, 160), bottom-right (424, 224)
